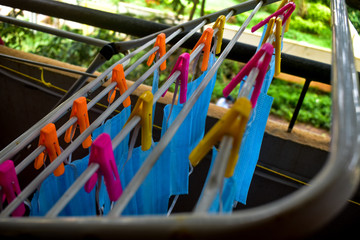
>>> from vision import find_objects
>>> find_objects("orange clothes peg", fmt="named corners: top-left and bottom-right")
top-left (107, 64), bottom-right (131, 107)
top-left (190, 28), bottom-right (214, 72)
top-left (125, 91), bottom-right (153, 151)
top-left (35, 123), bottom-right (65, 177)
top-left (64, 97), bottom-right (92, 149)
top-left (147, 33), bottom-right (167, 71)
top-left (189, 97), bottom-right (252, 178)
top-left (212, 15), bottom-right (226, 54)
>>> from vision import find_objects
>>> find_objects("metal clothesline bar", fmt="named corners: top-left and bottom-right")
top-left (12, 28), bottom-right (182, 175)
top-left (0, 53), bottom-right (98, 78)
top-left (0, 13), bottom-right (211, 217)
top-left (0, 14), bottom-right (109, 47)
top-left (108, 2), bottom-right (260, 217)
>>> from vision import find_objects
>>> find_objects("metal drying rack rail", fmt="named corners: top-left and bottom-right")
top-left (0, 0), bottom-right (359, 239)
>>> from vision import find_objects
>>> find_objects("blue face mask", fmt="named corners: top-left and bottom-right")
top-left (160, 53), bottom-right (217, 196)
top-left (118, 144), bottom-right (170, 215)
top-left (30, 154), bottom-right (97, 216)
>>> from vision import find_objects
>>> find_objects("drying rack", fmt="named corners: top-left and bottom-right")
top-left (0, 0), bottom-right (359, 238)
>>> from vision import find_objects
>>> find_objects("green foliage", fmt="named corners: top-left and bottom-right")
top-left (1, 23), bottom-right (126, 72)
top-left (267, 79), bottom-right (331, 129)
top-left (348, 6), bottom-right (360, 34)
top-left (291, 16), bottom-right (327, 34)
top-left (306, 2), bottom-right (331, 23)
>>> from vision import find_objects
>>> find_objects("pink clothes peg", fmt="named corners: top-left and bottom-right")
top-left (223, 43), bottom-right (274, 108)
top-left (251, 2), bottom-right (296, 33)
top-left (0, 160), bottom-right (25, 217)
top-left (162, 53), bottom-right (190, 104)
top-left (84, 133), bottom-right (122, 202)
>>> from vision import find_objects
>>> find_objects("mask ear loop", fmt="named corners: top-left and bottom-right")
top-left (63, 126), bottom-right (79, 178)
top-left (95, 174), bottom-right (103, 216)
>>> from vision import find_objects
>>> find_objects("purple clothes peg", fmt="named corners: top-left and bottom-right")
top-left (0, 160), bottom-right (25, 217)
top-left (223, 43), bottom-right (274, 107)
top-left (162, 53), bottom-right (190, 104)
top-left (84, 133), bottom-right (122, 202)
top-left (251, 2), bottom-right (296, 33)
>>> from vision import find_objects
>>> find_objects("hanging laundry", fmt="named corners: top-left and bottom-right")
top-left (217, 24), bottom-right (277, 207)
top-left (117, 144), bottom-right (170, 215)
top-left (30, 154), bottom-right (97, 216)
top-left (161, 53), bottom-right (217, 196)
top-left (30, 107), bottom-right (131, 216)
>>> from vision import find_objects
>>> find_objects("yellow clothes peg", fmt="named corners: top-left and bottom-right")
top-left (212, 15), bottom-right (226, 54)
top-left (189, 97), bottom-right (252, 178)
top-left (260, 17), bottom-right (282, 77)
top-left (124, 91), bottom-right (153, 151)
top-left (274, 18), bottom-right (282, 76)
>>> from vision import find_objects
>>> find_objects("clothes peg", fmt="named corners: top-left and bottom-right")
top-left (147, 33), bottom-right (167, 71)
top-left (274, 18), bottom-right (282, 76)
top-left (84, 133), bottom-right (122, 201)
top-left (259, 17), bottom-right (282, 76)
top-left (190, 28), bottom-right (214, 72)
top-left (64, 97), bottom-right (92, 149)
top-left (276, 0), bottom-right (294, 32)
top-left (35, 123), bottom-right (65, 177)
top-left (251, 2), bottom-right (296, 33)
top-left (107, 64), bottom-right (131, 107)
top-left (161, 53), bottom-right (190, 104)
top-left (212, 15), bottom-right (226, 54)
top-left (125, 91), bottom-right (153, 151)
top-left (223, 43), bottom-right (274, 107)
top-left (0, 160), bottom-right (25, 217)
top-left (189, 97), bottom-right (251, 178)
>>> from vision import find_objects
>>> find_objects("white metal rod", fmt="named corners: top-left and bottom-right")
top-left (109, 3), bottom-right (261, 217)
top-left (194, 135), bottom-right (234, 213)
top-left (238, 67), bottom-right (260, 99)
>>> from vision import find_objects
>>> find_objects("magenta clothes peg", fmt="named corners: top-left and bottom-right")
top-left (162, 53), bottom-right (190, 104)
top-left (223, 43), bottom-right (274, 108)
top-left (251, 2), bottom-right (296, 33)
top-left (0, 160), bottom-right (25, 217)
top-left (84, 133), bottom-right (122, 202)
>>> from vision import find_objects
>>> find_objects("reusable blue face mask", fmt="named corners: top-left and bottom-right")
top-left (118, 144), bottom-right (170, 215)
top-left (30, 155), bottom-right (97, 216)
top-left (232, 92), bottom-right (273, 204)
top-left (160, 53), bottom-right (217, 196)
